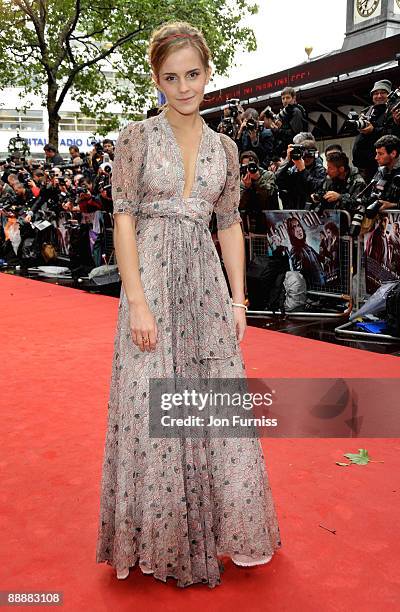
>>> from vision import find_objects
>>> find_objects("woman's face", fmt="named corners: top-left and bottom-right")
top-left (292, 220), bottom-right (304, 240)
top-left (155, 45), bottom-right (211, 115)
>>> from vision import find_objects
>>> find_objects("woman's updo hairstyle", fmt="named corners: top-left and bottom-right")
top-left (148, 21), bottom-right (211, 83)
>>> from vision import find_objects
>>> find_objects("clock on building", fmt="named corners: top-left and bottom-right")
top-left (356, 0), bottom-right (380, 18)
top-left (343, 0), bottom-right (400, 50)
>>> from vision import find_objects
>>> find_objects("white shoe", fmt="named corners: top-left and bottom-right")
top-left (232, 553), bottom-right (272, 567)
top-left (116, 568), bottom-right (129, 580)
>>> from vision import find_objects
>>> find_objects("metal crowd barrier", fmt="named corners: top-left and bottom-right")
top-left (244, 210), bottom-right (353, 319)
top-left (335, 209), bottom-right (400, 341)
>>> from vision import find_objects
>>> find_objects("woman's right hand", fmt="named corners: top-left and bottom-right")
top-left (129, 302), bottom-right (158, 352)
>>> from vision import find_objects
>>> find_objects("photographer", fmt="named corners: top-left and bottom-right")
top-left (276, 139), bottom-right (326, 209)
top-left (352, 80), bottom-right (399, 183)
top-left (236, 108), bottom-right (274, 168)
top-left (26, 168), bottom-right (46, 198)
top-left (75, 177), bottom-right (103, 213)
top-left (370, 135), bottom-right (400, 213)
top-left (102, 139), bottom-right (115, 161)
top-left (218, 99), bottom-right (244, 140)
top-left (93, 161), bottom-right (113, 213)
top-left (315, 152), bottom-right (366, 217)
top-left (273, 87), bottom-right (308, 157)
top-left (43, 144), bottom-right (64, 167)
top-left (239, 150), bottom-right (279, 232)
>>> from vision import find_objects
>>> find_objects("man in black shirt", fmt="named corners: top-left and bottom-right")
top-left (43, 144), bottom-right (64, 167)
top-left (352, 80), bottom-right (400, 183)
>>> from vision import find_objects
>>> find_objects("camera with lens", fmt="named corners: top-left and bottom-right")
top-left (0, 191), bottom-right (19, 213)
top-left (76, 186), bottom-right (89, 196)
top-left (346, 104), bottom-right (384, 131)
top-left (349, 204), bottom-right (366, 238)
top-left (221, 98), bottom-right (241, 118)
top-left (22, 173), bottom-right (33, 188)
top-left (290, 144), bottom-right (318, 161)
top-left (387, 87), bottom-right (400, 114)
top-left (240, 161), bottom-right (259, 177)
top-left (262, 106), bottom-right (278, 122)
top-left (221, 117), bottom-right (236, 137)
top-left (346, 111), bottom-right (371, 131)
top-left (245, 118), bottom-right (259, 132)
top-left (89, 137), bottom-right (103, 154)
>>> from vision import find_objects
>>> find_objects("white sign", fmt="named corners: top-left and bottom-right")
top-left (0, 130), bottom-right (118, 156)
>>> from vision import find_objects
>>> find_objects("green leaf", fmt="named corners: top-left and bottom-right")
top-left (343, 449), bottom-right (371, 465)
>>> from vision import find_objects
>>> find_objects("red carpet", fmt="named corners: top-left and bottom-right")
top-left (1, 274), bottom-right (399, 612)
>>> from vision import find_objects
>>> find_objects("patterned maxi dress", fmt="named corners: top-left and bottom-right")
top-left (96, 109), bottom-right (282, 588)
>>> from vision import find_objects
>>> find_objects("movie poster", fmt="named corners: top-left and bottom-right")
top-left (263, 210), bottom-right (341, 288)
top-left (364, 212), bottom-right (400, 294)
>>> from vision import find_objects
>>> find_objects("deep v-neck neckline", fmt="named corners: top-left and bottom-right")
top-left (160, 109), bottom-right (206, 200)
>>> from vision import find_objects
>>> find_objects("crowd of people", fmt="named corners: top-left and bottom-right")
top-left (219, 82), bottom-right (400, 237)
top-left (0, 139), bottom-right (115, 271)
top-left (1, 80), bottom-right (400, 273)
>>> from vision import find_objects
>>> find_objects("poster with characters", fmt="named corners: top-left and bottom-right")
top-left (263, 210), bottom-right (341, 288)
top-left (364, 212), bottom-right (400, 294)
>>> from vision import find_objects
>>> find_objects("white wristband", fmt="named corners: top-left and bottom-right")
top-left (231, 301), bottom-right (248, 311)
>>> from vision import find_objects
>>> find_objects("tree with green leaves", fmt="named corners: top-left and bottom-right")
top-left (0, 0), bottom-right (258, 145)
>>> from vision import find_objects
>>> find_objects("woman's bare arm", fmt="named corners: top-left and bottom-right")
top-left (113, 214), bottom-right (145, 306)
top-left (217, 222), bottom-right (247, 342)
top-left (113, 214), bottom-right (158, 351)
top-left (217, 222), bottom-right (246, 303)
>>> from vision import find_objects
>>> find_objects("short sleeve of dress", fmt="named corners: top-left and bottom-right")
top-left (214, 133), bottom-right (242, 230)
top-left (112, 121), bottom-right (146, 217)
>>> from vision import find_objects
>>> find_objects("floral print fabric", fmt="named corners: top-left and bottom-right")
top-left (96, 110), bottom-right (281, 588)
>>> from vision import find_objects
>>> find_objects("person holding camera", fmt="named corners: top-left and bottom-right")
top-left (272, 87), bottom-right (308, 158)
top-left (236, 108), bottom-right (274, 168)
top-left (369, 135), bottom-right (400, 214)
top-left (239, 150), bottom-right (279, 232)
top-left (275, 139), bottom-right (326, 209)
top-left (76, 177), bottom-right (103, 213)
top-left (316, 152), bottom-right (366, 217)
top-left (352, 80), bottom-right (399, 183)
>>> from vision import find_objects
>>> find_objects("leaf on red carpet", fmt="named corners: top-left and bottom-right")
top-left (343, 448), bottom-right (371, 465)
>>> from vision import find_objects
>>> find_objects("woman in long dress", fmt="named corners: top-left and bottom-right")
top-left (96, 20), bottom-right (281, 589)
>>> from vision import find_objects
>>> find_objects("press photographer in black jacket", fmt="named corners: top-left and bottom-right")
top-left (370, 135), bottom-right (400, 214)
top-left (236, 108), bottom-right (274, 169)
top-left (273, 87), bottom-right (308, 157)
top-left (276, 139), bottom-right (326, 209)
top-left (352, 80), bottom-right (400, 183)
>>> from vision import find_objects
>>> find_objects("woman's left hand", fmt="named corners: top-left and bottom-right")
top-left (233, 307), bottom-right (247, 343)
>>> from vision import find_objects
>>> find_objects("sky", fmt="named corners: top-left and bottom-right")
top-left (206, 0), bottom-right (348, 94)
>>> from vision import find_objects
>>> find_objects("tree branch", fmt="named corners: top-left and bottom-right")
top-left (54, 24), bottom-right (148, 113)
top-left (55, 0), bottom-right (81, 69)
top-left (71, 27), bottom-right (108, 41)
top-left (14, 0), bottom-right (55, 84)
